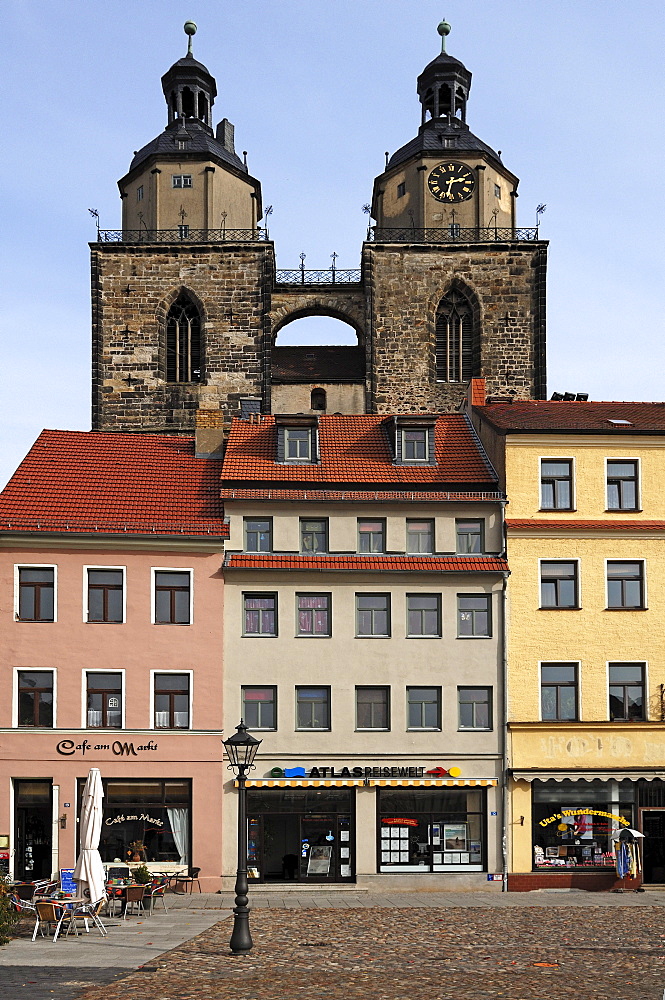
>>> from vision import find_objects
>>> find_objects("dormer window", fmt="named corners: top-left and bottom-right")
top-left (402, 428), bottom-right (428, 462)
top-left (275, 415), bottom-right (318, 464)
top-left (286, 428), bottom-right (312, 461)
top-left (390, 416), bottom-right (437, 465)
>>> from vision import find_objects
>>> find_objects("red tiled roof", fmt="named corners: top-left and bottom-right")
top-left (224, 554), bottom-right (509, 573)
top-left (220, 489), bottom-right (503, 503)
top-left (475, 401), bottom-right (665, 433)
top-left (0, 430), bottom-right (227, 538)
top-left (221, 415), bottom-right (496, 485)
top-left (507, 519), bottom-right (665, 531)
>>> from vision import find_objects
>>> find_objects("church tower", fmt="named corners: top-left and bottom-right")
top-left (91, 23), bottom-right (272, 434)
top-left (364, 21), bottom-right (547, 410)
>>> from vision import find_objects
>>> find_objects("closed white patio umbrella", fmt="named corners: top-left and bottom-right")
top-left (73, 768), bottom-right (106, 902)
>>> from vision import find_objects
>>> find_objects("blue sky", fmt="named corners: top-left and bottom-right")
top-left (2, 1), bottom-right (664, 487)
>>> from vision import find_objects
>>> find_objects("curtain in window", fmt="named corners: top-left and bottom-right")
top-left (167, 808), bottom-right (189, 865)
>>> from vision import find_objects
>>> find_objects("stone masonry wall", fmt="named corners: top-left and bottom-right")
top-left (364, 242), bottom-right (547, 413)
top-left (91, 242), bottom-right (274, 432)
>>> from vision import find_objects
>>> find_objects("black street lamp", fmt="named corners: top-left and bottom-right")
top-left (222, 720), bottom-right (262, 953)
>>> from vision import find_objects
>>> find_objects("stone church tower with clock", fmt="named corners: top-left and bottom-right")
top-left (91, 21), bottom-right (547, 434)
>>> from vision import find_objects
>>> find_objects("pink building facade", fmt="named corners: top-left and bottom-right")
top-left (0, 431), bottom-right (227, 890)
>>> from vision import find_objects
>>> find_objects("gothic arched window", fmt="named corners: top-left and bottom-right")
top-left (166, 295), bottom-right (202, 383)
top-left (435, 289), bottom-right (475, 383)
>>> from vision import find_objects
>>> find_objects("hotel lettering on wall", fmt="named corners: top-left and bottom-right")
top-left (55, 739), bottom-right (159, 757)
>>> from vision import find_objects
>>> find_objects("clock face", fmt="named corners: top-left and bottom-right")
top-left (428, 162), bottom-right (476, 203)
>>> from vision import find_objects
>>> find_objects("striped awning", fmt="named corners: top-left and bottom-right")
top-left (511, 770), bottom-right (665, 784)
top-left (240, 777), bottom-right (498, 788)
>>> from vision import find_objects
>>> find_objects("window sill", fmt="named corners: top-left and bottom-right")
top-left (538, 509), bottom-right (576, 514)
top-left (153, 622), bottom-right (192, 626)
top-left (355, 635), bottom-right (391, 639)
top-left (153, 726), bottom-right (191, 731)
top-left (538, 607), bottom-right (581, 612)
top-left (605, 607), bottom-right (648, 612)
top-left (458, 727), bottom-right (493, 732)
top-left (295, 728), bottom-right (331, 732)
top-left (15, 619), bottom-right (55, 624)
top-left (406, 634), bottom-right (442, 639)
top-left (356, 728), bottom-right (390, 733)
top-left (295, 634), bottom-right (332, 639)
top-left (406, 728), bottom-right (442, 733)
top-left (87, 620), bottom-right (125, 625)
top-left (605, 509), bottom-right (642, 514)
top-left (457, 634), bottom-right (492, 639)
top-left (242, 634), bottom-right (278, 638)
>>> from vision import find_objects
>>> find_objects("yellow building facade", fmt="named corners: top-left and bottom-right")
top-left (472, 393), bottom-right (665, 890)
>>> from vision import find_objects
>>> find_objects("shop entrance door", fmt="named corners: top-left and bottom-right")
top-left (299, 814), bottom-right (351, 883)
top-left (14, 780), bottom-right (52, 881)
top-left (642, 810), bottom-right (665, 884)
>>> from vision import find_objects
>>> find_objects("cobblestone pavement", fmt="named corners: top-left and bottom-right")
top-left (4, 893), bottom-right (665, 999)
top-left (70, 903), bottom-right (665, 1000)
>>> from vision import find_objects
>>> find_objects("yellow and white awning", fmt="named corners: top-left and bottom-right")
top-left (239, 777), bottom-right (498, 788)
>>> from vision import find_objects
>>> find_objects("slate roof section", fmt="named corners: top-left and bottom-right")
top-left (129, 118), bottom-right (246, 174)
top-left (221, 414), bottom-right (499, 488)
top-left (507, 520), bottom-right (665, 531)
top-left (0, 430), bottom-right (227, 538)
top-left (224, 554), bottom-right (509, 573)
top-left (388, 119), bottom-right (501, 170)
top-left (271, 347), bottom-right (365, 383)
top-left (476, 401), bottom-right (665, 434)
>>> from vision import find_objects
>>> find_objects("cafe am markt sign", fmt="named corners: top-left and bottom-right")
top-left (56, 738), bottom-right (159, 758)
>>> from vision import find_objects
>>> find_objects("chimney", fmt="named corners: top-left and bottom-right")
top-left (216, 118), bottom-right (235, 154)
top-left (468, 378), bottom-right (486, 407)
top-left (195, 409), bottom-right (227, 459)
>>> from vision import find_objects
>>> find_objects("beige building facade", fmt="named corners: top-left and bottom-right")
top-left (220, 413), bottom-right (508, 889)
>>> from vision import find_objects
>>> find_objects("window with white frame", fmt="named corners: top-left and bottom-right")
top-left (87, 568), bottom-right (124, 623)
top-left (172, 174), bottom-right (193, 188)
top-left (606, 460), bottom-right (639, 511)
top-left (285, 427), bottom-right (313, 462)
top-left (401, 428), bottom-right (429, 461)
top-left (86, 672), bottom-right (122, 728)
top-left (18, 670), bottom-right (54, 728)
top-left (607, 561), bottom-right (645, 609)
top-left (540, 459), bottom-right (574, 510)
top-left (154, 570), bottom-right (192, 624)
top-left (17, 566), bottom-right (55, 622)
top-left (540, 561), bottom-right (579, 609)
top-left (154, 673), bottom-right (190, 728)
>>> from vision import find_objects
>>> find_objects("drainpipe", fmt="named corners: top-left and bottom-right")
top-left (500, 498), bottom-right (509, 891)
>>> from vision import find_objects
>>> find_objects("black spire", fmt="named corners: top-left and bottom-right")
top-left (161, 21), bottom-right (217, 130)
top-left (417, 19), bottom-right (472, 125)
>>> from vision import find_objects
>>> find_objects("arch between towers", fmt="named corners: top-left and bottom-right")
top-left (269, 289), bottom-right (367, 344)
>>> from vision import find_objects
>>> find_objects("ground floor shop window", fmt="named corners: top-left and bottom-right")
top-left (78, 778), bottom-right (191, 865)
top-left (378, 789), bottom-right (485, 872)
top-left (532, 779), bottom-right (634, 870)
top-left (246, 788), bottom-right (353, 883)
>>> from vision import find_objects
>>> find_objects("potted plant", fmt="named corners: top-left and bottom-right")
top-left (132, 864), bottom-right (152, 885)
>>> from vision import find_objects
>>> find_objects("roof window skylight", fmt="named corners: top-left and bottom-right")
top-left (607, 419), bottom-right (633, 426)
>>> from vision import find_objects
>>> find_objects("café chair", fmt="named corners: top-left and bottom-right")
top-left (69, 897), bottom-right (108, 936)
top-left (32, 900), bottom-right (73, 942)
top-left (173, 866), bottom-right (201, 893)
top-left (122, 884), bottom-right (146, 919)
top-left (143, 878), bottom-right (169, 915)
